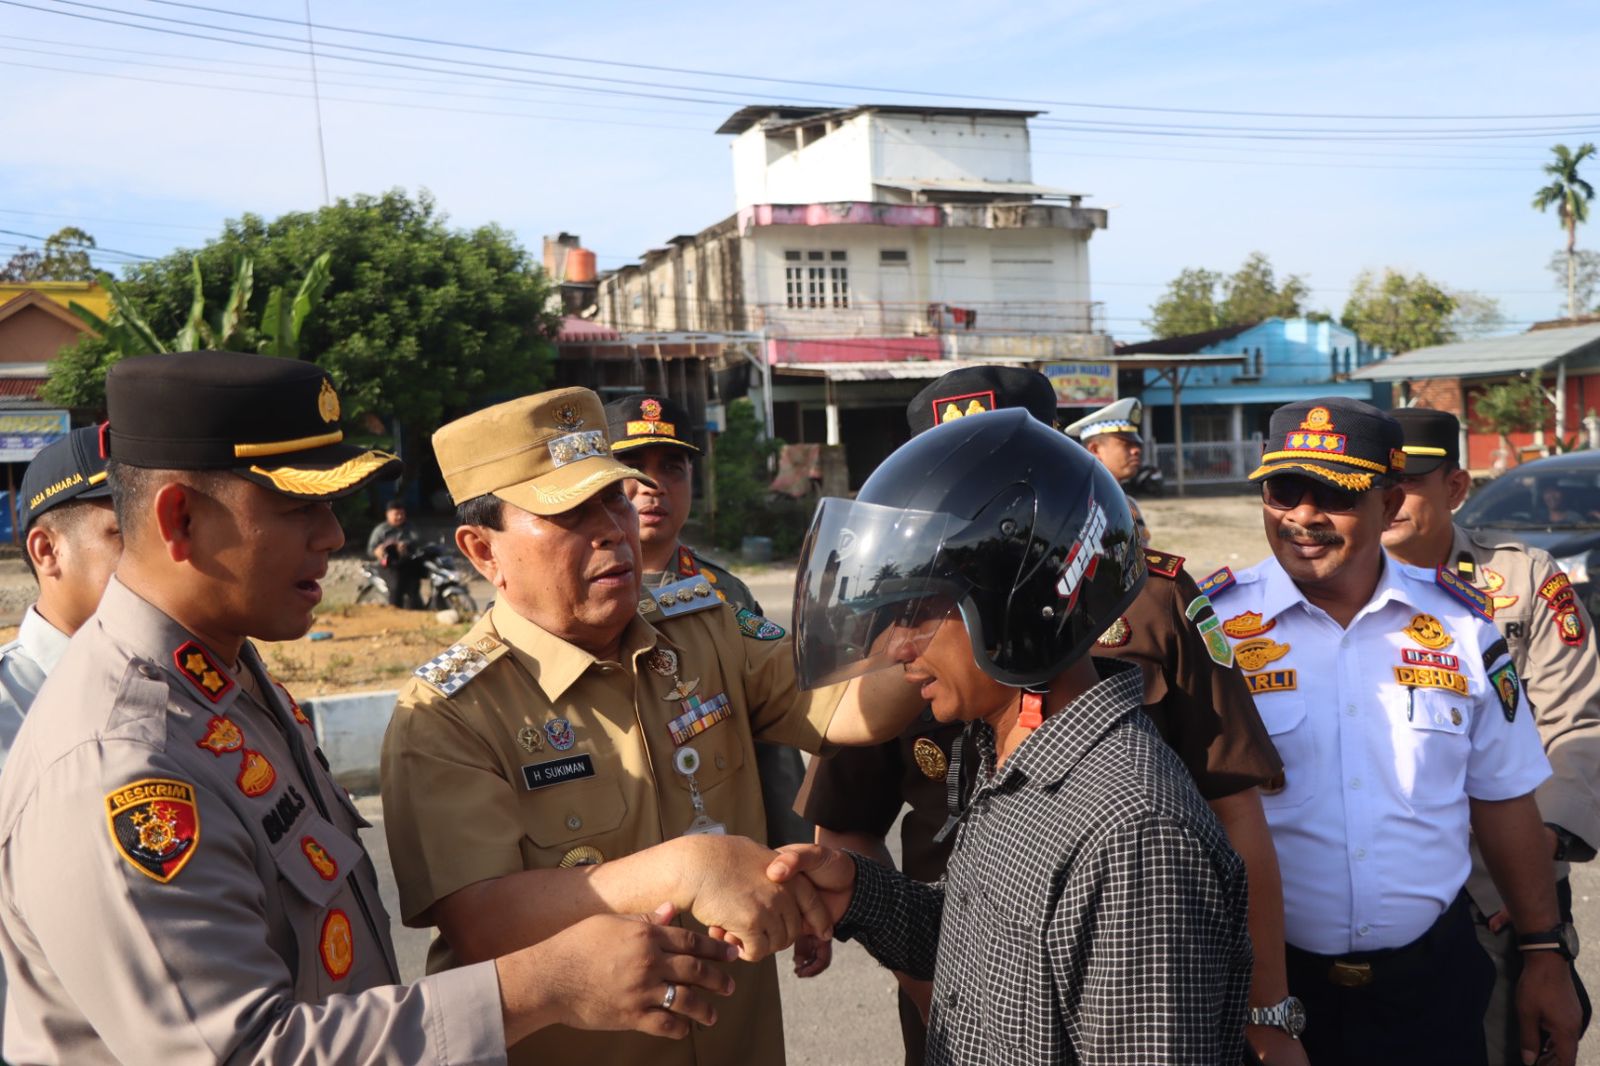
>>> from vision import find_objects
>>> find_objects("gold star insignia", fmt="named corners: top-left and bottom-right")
top-left (183, 652), bottom-right (208, 675)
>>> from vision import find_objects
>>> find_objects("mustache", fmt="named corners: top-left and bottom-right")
top-left (1277, 521), bottom-right (1343, 546)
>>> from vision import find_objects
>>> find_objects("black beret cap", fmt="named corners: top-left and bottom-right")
top-left (18, 426), bottom-right (111, 531)
top-left (1390, 408), bottom-right (1461, 475)
top-left (603, 393), bottom-right (699, 454)
top-left (105, 351), bottom-right (400, 500)
top-left (906, 365), bottom-right (1059, 435)
top-left (1249, 397), bottom-right (1405, 492)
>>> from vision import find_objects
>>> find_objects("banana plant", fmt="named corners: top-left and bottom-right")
top-left (259, 252), bottom-right (331, 357)
top-left (67, 252), bottom-right (328, 357)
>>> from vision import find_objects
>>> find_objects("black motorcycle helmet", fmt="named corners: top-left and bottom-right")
top-left (793, 408), bottom-right (1146, 690)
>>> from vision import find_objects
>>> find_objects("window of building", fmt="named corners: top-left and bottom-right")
top-left (880, 249), bottom-right (909, 264)
top-left (785, 250), bottom-right (849, 309)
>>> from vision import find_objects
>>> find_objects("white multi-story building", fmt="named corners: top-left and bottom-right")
top-left (593, 104), bottom-right (1111, 482)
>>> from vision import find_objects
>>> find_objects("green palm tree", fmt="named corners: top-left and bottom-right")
top-left (1533, 142), bottom-right (1598, 319)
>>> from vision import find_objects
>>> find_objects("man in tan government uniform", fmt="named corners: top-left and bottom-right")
top-left (381, 387), bottom-right (923, 1066)
top-left (0, 353), bottom-right (742, 1064)
top-left (1384, 407), bottom-right (1600, 1064)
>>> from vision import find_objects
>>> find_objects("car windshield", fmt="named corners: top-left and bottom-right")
top-left (1458, 465), bottom-right (1600, 530)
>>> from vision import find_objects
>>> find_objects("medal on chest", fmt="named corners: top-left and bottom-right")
top-left (673, 746), bottom-right (726, 836)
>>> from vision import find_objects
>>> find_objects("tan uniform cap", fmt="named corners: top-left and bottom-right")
top-left (433, 387), bottom-right (655, 516)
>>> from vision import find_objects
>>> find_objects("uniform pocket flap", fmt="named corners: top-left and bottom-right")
top-left (1254, 697), bottom-right (1307, 736)
top-left (522, 775), bottom-right (629, 849)
top-left (272, 813), bottom-right (362, 907)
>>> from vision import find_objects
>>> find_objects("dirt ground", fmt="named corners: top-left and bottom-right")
top-left (0, 491), bottom-right (1270, 696)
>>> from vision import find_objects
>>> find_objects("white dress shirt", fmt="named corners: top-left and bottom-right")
top-left (0, 606), bottom-right (71, 772)
top-left (1210, 553), bottom-right (1550, 955)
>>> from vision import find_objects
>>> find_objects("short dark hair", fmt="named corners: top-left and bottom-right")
top-left (455, 492), bottom-right (504, 530)
top-left (21, 499), bottom-right (104, 581)
top-left (107, 462), bottom-right (228, 543)
top-left (385, 498), bottom-right (406, 512)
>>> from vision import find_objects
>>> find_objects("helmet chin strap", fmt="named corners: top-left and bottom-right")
top-left (1017, 687), bottom-right (1049, 730)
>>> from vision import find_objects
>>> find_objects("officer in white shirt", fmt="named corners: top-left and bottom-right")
top-left (0, 426), bottom-right (121, 751)
top-left (1201, 398), bottom-right (1581, 1066)
top-left (0, 425), bottom-right (121, 1039)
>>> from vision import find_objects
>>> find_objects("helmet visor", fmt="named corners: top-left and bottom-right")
top-left (793, 497), bottom-right (972, 690)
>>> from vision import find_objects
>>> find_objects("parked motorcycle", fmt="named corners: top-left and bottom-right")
top-left (356, 542), bottom-right (479, 620)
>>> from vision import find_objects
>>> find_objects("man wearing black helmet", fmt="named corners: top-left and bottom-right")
top-left (768, 406), bottom-right (1253, 1064)
top-left (795, 366), bottom-right (1294, 1065)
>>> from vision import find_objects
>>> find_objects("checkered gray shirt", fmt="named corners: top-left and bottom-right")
top-left (836, 659), bottom-right (1252, 1065)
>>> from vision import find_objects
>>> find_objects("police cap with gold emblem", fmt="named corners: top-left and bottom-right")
top-left (1063, 396), bottom-right (1142, 443)
top-left (906, 365), bottom-right (1059, 435)
top-left (603, 393), bottom-right (700, 454)
top-left (434, 386), bottom-right (655, 516)
top-left (1248, 397), bottom-right (1405, 493)
top-left (1390, 407), bottom-right (1461, 476)
top-left (18, 425), bottom-right (111, 531)
top-left (104, 351), bottom-right (399, 499)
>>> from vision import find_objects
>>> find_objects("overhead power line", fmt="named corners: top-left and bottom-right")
top-left (138, 0), bottom-right (1600, 123)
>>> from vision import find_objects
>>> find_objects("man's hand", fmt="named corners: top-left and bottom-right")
top-left (1517, 951), bottom-right (1581, 1066)
top-left (767, 843), bottom-right (858, 929)
top-left (497, 903), bottom-right (738, 1045)
top-left (792, 933), bottom-right (832, 977)
top-left (1245, 1025), bottom-right (1310, 1066)
top-left (674, 835), bottom-right (832, 962)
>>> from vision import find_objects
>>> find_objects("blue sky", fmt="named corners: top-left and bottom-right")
top-left (2, 0), bottom-right (1596, 340)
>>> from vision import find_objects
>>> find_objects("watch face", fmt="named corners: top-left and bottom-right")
top-left (1561, 923), bottom-right (1581, 959)
top-left (1284, 997), bottom-right (1308, 1037)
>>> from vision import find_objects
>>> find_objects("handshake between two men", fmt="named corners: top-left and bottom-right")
top-left (486, 833), bottom-right (858, 1045)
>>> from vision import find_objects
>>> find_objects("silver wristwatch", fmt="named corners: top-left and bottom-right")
top-left (1247, 995), bottom-right (1307, 1037)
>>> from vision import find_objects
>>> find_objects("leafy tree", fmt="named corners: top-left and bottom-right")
top-left (1474, 372), bottom-right (1549, 466)
top-left (45, 190), bottom-right (557, 440)
top-left (1546, 249), bottom-right (1600, 316)
top-left (1339, 269), bottom-right (1500, 353)
top-left (1219, 251), bottom-right (1309, 325)
top-left (1145, 253), bottom-right (1307, 339)
top-left (1533, 143), bottom-right (1597, 320)
top-left (0, 226), bottom-right (98, 282)
top-left (1146, 268), bottom-right (1224, 338)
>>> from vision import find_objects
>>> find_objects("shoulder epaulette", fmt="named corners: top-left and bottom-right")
top-left (1143, 548), bottom-right (1185, 579)
top-left (1197, 566), bottom-right (1236, 598)
top-left (413, 635), bottom-right (507, 698)
top-left (1436, 566), bottom-right (1494, 621)
top-left (642, 575), bottom-right (723, 621)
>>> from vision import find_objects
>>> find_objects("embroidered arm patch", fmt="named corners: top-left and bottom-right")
top-left (106, 778), bottom-right (200, 883)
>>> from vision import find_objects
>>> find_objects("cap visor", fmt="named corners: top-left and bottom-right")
top-left (611, 436), bottom-right (700, 455)
top-left (234, 443), bottom-right (401, 500)
top-left (494, 455), bottom-right (656, 517)
top-left (1248, 460), bottom-right (1377, 493)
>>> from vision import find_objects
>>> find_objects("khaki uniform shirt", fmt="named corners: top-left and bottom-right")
top-left (799, 548), bottom-right (1282, 881)
top-left (1452, 526), bottom-right (1600, 913)
top-left (382, 593), bottom-right (845, 1066)
top-left (0, 578), bottom-right (504, 1065)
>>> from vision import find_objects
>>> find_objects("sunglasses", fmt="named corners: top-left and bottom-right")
top-left (1260, 476), bottom-right (1365, 515)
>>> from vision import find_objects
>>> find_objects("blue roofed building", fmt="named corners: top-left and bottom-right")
top-left (1118, 317), bottom-right (1393, 489)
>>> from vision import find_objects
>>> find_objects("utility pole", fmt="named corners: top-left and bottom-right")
top-left (304, 0), bottom-right (331, 206)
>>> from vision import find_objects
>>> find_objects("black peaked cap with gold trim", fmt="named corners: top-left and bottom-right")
top-left (906, 365), bottom-right (1058, 435)
top-left (105, 351), bottom-right (400, 500)
top-left (1390, 407), bottom-right (1460, 475)
top-left (604, 393), bottom-right (700, 454)
top-left (18, 426), bottom-right (111, 531)
top-left (1248, 397), bottom-right (1405, 492)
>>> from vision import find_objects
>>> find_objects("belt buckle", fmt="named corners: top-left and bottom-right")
top-left (1328, 960), bottom-right (1374, 988)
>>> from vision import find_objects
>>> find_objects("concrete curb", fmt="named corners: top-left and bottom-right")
top-left (306, 690), bottom-right (399, 793)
